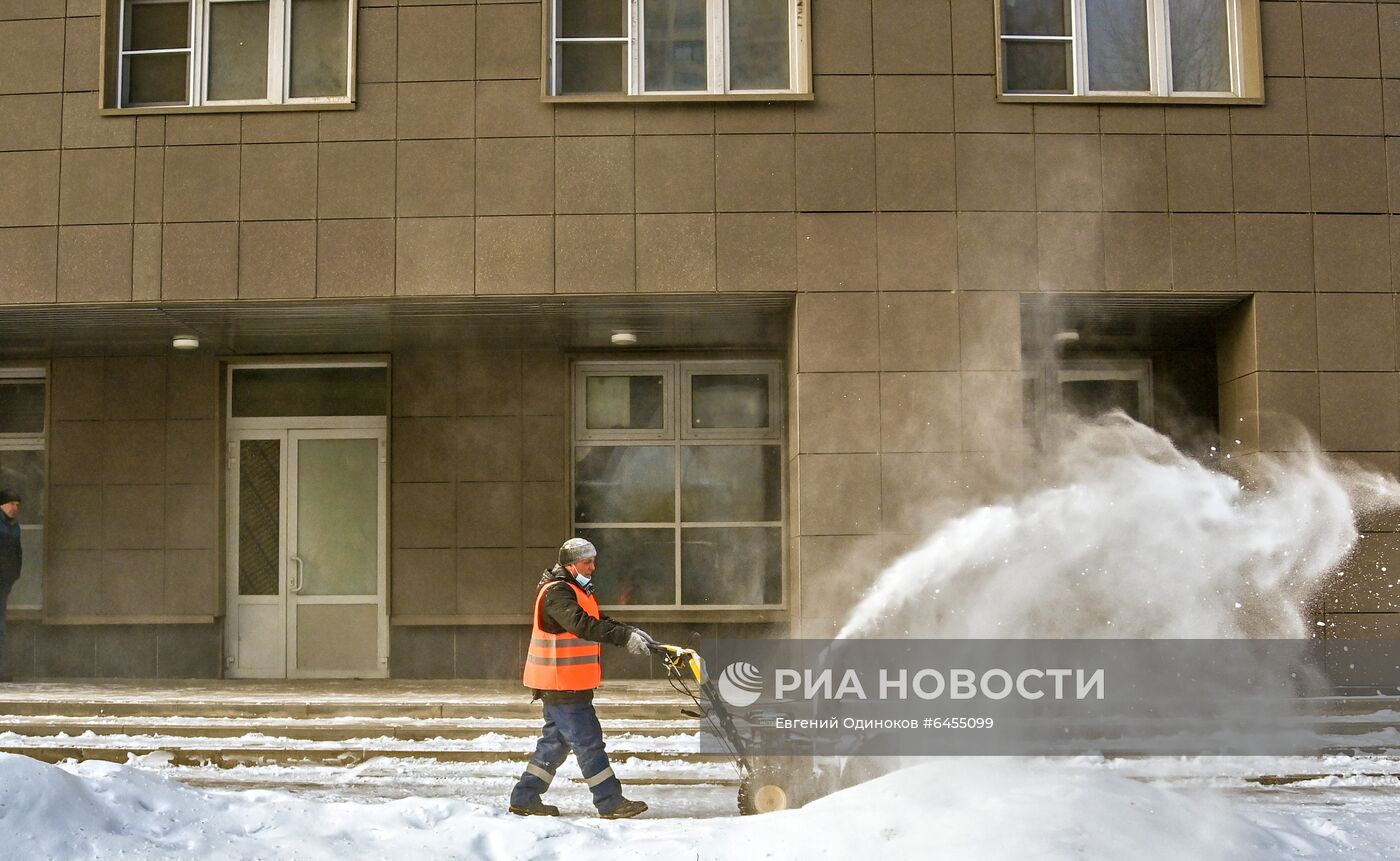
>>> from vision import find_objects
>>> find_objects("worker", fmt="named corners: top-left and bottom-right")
top-left (508, 537), bottom-right (654, 819)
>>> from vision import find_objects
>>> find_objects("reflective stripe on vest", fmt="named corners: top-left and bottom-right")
top-left (522, 579), bottom-right (603, 691)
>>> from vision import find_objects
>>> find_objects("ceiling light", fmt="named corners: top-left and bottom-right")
top-left (172, 336), bottom-right (199, 350)
top-left (610, 332), bottom-right (637, 346)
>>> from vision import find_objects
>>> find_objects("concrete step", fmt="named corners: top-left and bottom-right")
top-left (0, 744), bottom-right (732, 768)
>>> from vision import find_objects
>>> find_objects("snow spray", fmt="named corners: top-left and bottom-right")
top-left (837, 412), bottom-right (1400, 641)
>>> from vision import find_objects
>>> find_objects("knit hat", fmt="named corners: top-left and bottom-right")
top-left (0, 489), bottom-right (19, 505)
top-left (557, 537), bottom-right (597, 566)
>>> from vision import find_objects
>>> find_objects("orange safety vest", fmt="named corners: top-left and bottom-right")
top-left (522, 579), bottom-right (603, 691)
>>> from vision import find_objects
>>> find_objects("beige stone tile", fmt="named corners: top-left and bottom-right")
top-left (455, 481), bottom-right (520, 548)
top-left (1217, 372), bottom-right (1260, 456)
top-left (135, 117), bottom-right (164, 147)
top-left (476, 215), bottom-right (554, 294)
top-left (475, 0), bottom-right (537, 80)
top-left (811, 0), bottom-right (873, 75)
top-left (48, 485), bottom-right (102, 550)
top-left (1314, 215), bottom-right (1390, 293)
top-left (1104, 212), bottom-right (1171, 292)
top-left (1235, 213), bottom-right (1313, 292)
top-left (1301, 2), bottom-right (1380, 78)
top-left (391, 549), bottom-right (457, 615)
top-left (797, 75), bottom-right (876, 133)
top-left (796, 372), bottom-right (879, 453)
top-left (716, 212), bottom-right (796, 292)
top-left (875, 133), bottom-right (955, 211)
top-left (101, 422), bottom-right (164, 484)
top-left (161, 222), bottom-right (237, 300)
top-left (556, 214), bottom-right (634, 293)
top-left (715, 102), bottom-right (794, 134)
top-left (959, 292), bottom-right (1021, 371)
top-left (1316, 293), bottom-right (1398, 372)
top-left (316, 219), bottom-right (394, 297)
top-left (164, 114), bottom-right (240, 146)
top-left (1163, 106), bottom-right (1230, 135)
top-left (1260, 0), bottom-right (1303, 77)
top-left (397, 217), bottom-right (474, 296)
top-left (51, 359), bottom-right (103, 422)
top-left (1230, 77), bottom-right (1307, 135)
top-left (1037, 211), bottom-right (1105, 292)
top-left (60, 93), bottom-right (131, 149)
top-left (877, 211), bottom-right (957, 292)
top-left (1254, 292), bottom-right (1318, 372)
top-left (1099, 105), bottom-right (1164, 134)
top-left (956, 211), bottom-right (1036, 291)
top-left (1310, 137), bottom-right (1387, 214)
top-left (101, 549), bottom-right (165, 616)
top-left (1035, 134), bottom-right (1102, 211)
top-left (0, 19), bottom-right (63, 95)
top-left (634, 104), bottom-right (714, 135)
top-left (796, 292), bottom-right (879, 372)
top-left (1320, 372), bottom-right (1400, 451)
top-left (477, 79), bottom-right (554, 138)
top-left (880, 372), bottom-right (960, 452)
top-left (398, 81), bottom-right (475, 140)
top-left (872, 0), bottom-right (950, 73)
top-left (555, 104), bottom-right (634, 136)
top-left (952, 74), bottom-right (1030, 132)
top-left (318, 141), bottom-right (395, 219)
top-left (239, 144), bottom-right (316, 221)
top-left (0, 226), bottom-right (56, 303)
top-left (393, 352), bottom-right (456, 418)
top-left (0, 150), bottom-right (58, 227)
top-left (715, 134), bottom-right (795, 213)
top-left (319, 83), bottom-right (396, 142)
top-left (1306, 77), bottom-right (1384, 136)
top-left (521, 482), bottom-right (567, 549)
top-left (358, 6), bottom-right (397, 84)
top-left (795, 452), bottom-right (881, 534)
top-left (878, 451), bottom-right (967, 535)
top-left (1257, 371), bottom-right (1321, 452)
top-left (476, 137), bottom-right (554, 216)
top-left (555, 136), bottom-right (635, 215)
top-left (58, 224), bottom-right (130, 301)
top-left (399, 4), bottom-right (475, 81)
top-left (163, 484), bottom-right (216, 549)
top-left (1166, 135), bottom-right (1233, 212)
top-left (456, 548), bottom-right (523, 614)
top-left (796, 212), bottom-right (876, 291)
top-left (879, 291), bottom-right (959, 372)
top-left (456, 415), bottom-right (523, 481)
top-left (950, 0), bottom-right (993, 74)
top-left (238, 221), bottom-right (315, 299)
top-left (521, 351), bottom-right (567, 417)
top-left (393, 482), bottom-right (457, 549)
top-left (635, 135), bottom-right (713, 214)
top-left (397, 138), bottom-right (474, 218)
top-left (1033, 104), bottom-right (1100, 135)
top-left (131, 222), bottom-right (160, 300)
top-left (133, 147), bottom-right (163, 223)
top-left (49, 419), bottom-right (104, 484)
top-left (1170, 213), bottom-right (1235, 291)
top-left (165, 354), bottom-right (216, 420)
top-left (99, 357), bottom-right (163, 423)
top-left (1216, 299), bottom-right (1256, 385)
top-left (59, 148), bottom-right (134, 225)
top-left (874, 75), bottom-right (953, 132)
top-left (0, 93), bottom-right (61, 151)
top-left (958, 371), bottom-right (1022, 451)
top-left (1101, 135), bottom-right (1166, 212)
top-left (164, 419), bottom-right (216, 484)
top-left (392, 417), bottom-right (457, 484)
top-left (635, 213), bottom-right (715, 292)
top-left (795, 134), bottom-right (877, 212)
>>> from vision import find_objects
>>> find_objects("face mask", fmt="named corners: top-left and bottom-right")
top-left (574, 573), bottom-right (592, 588)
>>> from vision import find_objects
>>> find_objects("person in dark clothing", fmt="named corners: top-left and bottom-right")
top-left (509, 537), bottom-right (654, 819)
top-left (0, 489), bottom-right (22, 683)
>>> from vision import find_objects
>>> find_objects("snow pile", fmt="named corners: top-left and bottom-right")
top-left (5, 753), bottom-right (1397, 861)
top-left (840, 413), bottom-right (1400, 639)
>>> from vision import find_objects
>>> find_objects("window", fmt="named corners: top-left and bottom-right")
top-left (996, 0), bottom-right (1262, 101)
top-left (572, 360), bottom-right (784, 609)
top-left (545, 0), bottom-right (810, 99)
top-left (1025, 357), bottom-right (1154, 433)
top-left (111, 0), bottom-right (354, 108)
top-left (0, 368), bottom-right (47, 612)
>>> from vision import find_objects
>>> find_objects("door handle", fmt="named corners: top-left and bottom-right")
top-left (290, 556), bottom-right (305, 594)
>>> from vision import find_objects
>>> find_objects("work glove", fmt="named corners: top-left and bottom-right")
top-left (626, 628), bottom-right (654, 656)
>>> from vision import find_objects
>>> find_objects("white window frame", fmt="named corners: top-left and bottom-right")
top-left (116, 0), bottom-right (355, 109)
top-left (0, 367), bottom-right (47, 613)
top-left (545, 0), bottom-right (810, 99)
top-left (571, 358), bottom-right (786, 611)
top-left (996, 0), bottom-right (1262, 102)
top-left (1057, 358), bottom-right (1155, 426)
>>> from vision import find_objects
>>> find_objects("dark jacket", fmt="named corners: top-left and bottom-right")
top-left (532, 565), bottom-right (634, 702)
top-left (0, 513), bottom-right (21, 589)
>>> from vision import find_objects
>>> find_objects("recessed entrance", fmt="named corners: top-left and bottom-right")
top-left (224, 363), bottom-right (388, 679)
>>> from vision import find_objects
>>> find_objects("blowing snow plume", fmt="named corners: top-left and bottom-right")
top-left (839, 413), bottom-right (1400, 641)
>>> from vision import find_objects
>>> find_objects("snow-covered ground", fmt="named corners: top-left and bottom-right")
top-left (5, 752), bottom-right (1400, 860)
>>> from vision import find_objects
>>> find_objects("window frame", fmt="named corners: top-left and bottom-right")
top-left (105, 0), bottom-right (357, 112)
top-left (571, 358), bottom-right (786, 612)
top-left (542, 0), bottom-right (813, 102)
top-left (0, 366), bottom-right (48, 614)
top-left (995, 0), bottom-right (1263, 103)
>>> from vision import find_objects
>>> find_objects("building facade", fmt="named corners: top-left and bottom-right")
top-left (0, 0), bottom-right (1396, 680)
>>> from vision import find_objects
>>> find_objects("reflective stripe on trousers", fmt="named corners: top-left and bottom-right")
top-left (509, 698), bottom-right (623, 813)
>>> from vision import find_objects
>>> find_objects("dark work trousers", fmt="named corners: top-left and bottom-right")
top-left (0, 581), bottom-right (11, 675)
top-left (509, 698), bottom-right (624, 813)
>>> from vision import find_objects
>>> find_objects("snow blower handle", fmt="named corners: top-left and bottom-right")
top-left (650, 642), bottom-right (709, 685)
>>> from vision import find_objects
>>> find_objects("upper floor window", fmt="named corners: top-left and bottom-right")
top-left (996, 0), bottom-right (1262, 102)
top-left (545, 0), bottom-right (811, 100)
top-left (110, 0), bottom-right (354, 109)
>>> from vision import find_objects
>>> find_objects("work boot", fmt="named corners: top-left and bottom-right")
top-left (598, 799), bottom-right (648, 819)
top-left (508, 801), bottom-right (561, 817)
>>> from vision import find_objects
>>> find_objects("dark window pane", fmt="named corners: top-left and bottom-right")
top-left (1085, 0), bottom-right (1149, 92)
top-left (728, 0), bottom-right (790, 90)
top-left (1061, 379), bottom-right (1142, 422)
top-left (559, 42), bottom-right (627, 94)
top-left (560, 0), bottom-right (625, 37)
top-left (0, 450), bottom-right (45, 525)
top-left (580, 527), bottom-right (675, 605)
top-left (681, 526), bottom-right (781, 605)
top-left (586, 375), bottom-right (665, 430)
top-left (1001, 0), bottom-right (1068, 36)
top-left (574, 445), bottom-right (675, 523)
top-left (691, 374), bottom-right (769, 429)
top-left (289, 0), bottom-right (349, 98)
top-left (1003, 40), bottom-right (1070, 93)
top-left (1169, 0), bottom-right (1231, 92)
top-left (239, 439), bottom-right (281, 596)
top-left (128, 0), bottom-right (189, 50)
top-left (207, 0), bottom-right (269, 101)
top-left (644, 0), bottom-right (708, 91)
top-left (231, 367), bottom-right (388, 417)
top-left (126, 53), bottom-right (189, 105)
top-left (681, 445), bottom-right (780, 522)
top-left (0, 382), bottom-right (45, 434)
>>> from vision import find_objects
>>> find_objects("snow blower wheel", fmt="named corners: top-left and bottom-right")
top-left (738, 767), bottom-right (795, 815)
